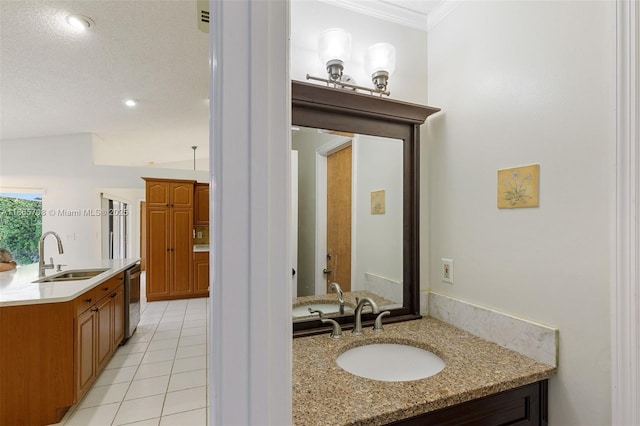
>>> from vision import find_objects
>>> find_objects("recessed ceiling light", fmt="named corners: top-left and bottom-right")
top-left (66, 14), bottom-right (93, 31)
top-left (124, 99), bottom-right (137, 107)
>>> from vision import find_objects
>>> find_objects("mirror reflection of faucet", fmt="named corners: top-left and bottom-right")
top-left (328, 282), bottom-right (345, 314)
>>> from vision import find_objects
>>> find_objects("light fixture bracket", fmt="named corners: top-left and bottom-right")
top-left (371, 70), bottom-right (390, 92)
top-left (325, 59), bottom-right (344, 81)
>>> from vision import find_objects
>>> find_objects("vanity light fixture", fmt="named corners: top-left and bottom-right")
top-left (124, 99), bottom-right (137, 107)
top-left (308, 28), bottom-right (395, 97)
top-left (66, 14), bottom-right (93, 31)
top-left (364, 42), bottom-right (396, 93)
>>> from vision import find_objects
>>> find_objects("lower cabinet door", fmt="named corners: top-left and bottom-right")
top-left (75, 309), bottom-right (97, 402)
top-left (95, 297), bottom-right (113, 372)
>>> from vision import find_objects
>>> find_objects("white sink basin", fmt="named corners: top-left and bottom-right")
top-left (336, 343), bottom-right (445, 382)
top-left (292, 303), bottom-right (353, 318)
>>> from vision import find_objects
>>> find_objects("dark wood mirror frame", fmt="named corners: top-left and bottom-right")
top-left (292, 81), bottom-right (441, 337)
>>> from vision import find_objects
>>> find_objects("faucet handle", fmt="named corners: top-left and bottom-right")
top-left (373, 311), bottom-right (391, 332)
top-left (320, 318), bottom-right (342, 339)
top-left (56, 264), bottom-right (67, 272)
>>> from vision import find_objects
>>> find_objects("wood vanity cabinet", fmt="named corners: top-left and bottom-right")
top-left (193, 251), bottom-right (210, 296)
top-left (144, 178), bottom-right (195, 301)
top-left (194, 183), bottom-right (209, 225)
top-left (388, 380), bottom-right (548, 426)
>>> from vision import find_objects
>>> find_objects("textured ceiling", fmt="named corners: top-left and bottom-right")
top-left (0, 0), bottom-right (210, 169)
top-left (0, 0), bottom-right (444, 170)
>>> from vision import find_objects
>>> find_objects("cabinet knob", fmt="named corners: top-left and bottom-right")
top-left (118, 277), bottom-right (124, 281)
top-left (102, 287), bottom-right (109, 291)
top-left (91, 308), bottom-right (99, 312)
top-left (110, 293), bottom-right (117, 298)
top-left (85, 298), bottom-right (92, 303)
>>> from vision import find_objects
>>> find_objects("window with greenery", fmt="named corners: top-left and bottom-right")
top-left (0, 194), bottom-right (42, 265)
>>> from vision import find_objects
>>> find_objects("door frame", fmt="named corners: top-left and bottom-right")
top-left (314, 136), bottom-right (355, 295)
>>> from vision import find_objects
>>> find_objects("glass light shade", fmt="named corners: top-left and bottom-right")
top-left (364, 42), bottom-right (396, 76)
top-left (318, 28), bottom-right (351, 65)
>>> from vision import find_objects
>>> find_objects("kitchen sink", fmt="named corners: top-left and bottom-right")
top-left (32, 268), bottom-right (109, 283)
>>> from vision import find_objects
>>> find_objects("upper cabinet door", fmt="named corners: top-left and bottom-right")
top-left (194, 184), bottom-right (209, 225)
top-left (146, 181), bottom-right (171, 206)
top-left (170, 182), bottom-right (194, 208)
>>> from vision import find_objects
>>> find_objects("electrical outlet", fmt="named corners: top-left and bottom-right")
top-left (441, 258), bottom-right (454, 284)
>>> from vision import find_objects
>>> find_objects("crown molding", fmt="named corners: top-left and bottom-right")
top-left (318, 0), bottom-right (430, 31)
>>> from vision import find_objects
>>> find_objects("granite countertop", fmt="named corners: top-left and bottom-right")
top-left (293, 317), bottom-right (556, 425)
top-left (0, 258), bottom-right (140, 307)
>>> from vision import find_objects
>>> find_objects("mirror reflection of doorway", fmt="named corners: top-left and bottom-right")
top-left (326, 145), bottom-right (352, 292)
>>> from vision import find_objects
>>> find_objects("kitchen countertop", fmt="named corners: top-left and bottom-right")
top-left (0, 258), bottom-right (140, 307)
top-left (293, 317), bottom-right (556, 426)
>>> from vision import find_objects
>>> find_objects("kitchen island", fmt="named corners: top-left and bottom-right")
top-left (0, 259), bottom-right (139, 425)
top-left (293, 317), bottom-right (556, 425)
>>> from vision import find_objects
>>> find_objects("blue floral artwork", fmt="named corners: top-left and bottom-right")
top-left (497, 164), bottom-right (540, 209)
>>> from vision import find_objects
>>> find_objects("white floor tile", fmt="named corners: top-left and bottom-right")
top-left (159, 408), bottom-right (206, 426)
top-left (134, 360), bottom-right (173, 380)
top-left (151, 330), bottom-right (181, 341)
top-left (162, 386), bottom-right (207, 416)
top-left (156, 321), bottom-right (182, 331)
top-left (175, 344), bottom-right (206, 359)
top-left (79, 382), bottom-right (129, 409)
top-left (180, 326), bottom-right (206, 337)
top-left (141, 348), bottom-right (176, 364)
top-left (113, 394), bottom-right (165, 425)
top-left (125, 375), bottom-right (170, 400)
top-left (128, 332), bottom-right (154, 344)
top-left (182, 319), bottom-right (207, 329)
top-left (172, 355), bottom-right (206, 374)
top-left (178, 334), bottom-right (206, 348)
top-left (137, 324), bottom-right (158, 334)
top-left (119, 418), bottom-right (160, 426)
top-left (168, 369), bottom-right (207, 392)
top-left (105, 352), bottom-right (144, 370)
top-left (65, 402), bottom-right (120, 426)
top-left (116, 341), bottom-right (150, 355)
top-left (147, 338), bottom-right (179, 352)
top-left (94, 365), bottom-right (138, 387)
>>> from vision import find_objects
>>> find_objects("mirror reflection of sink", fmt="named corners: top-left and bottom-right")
top-left (32, 268), bottom-right (110, 283)
top-left (337, 343), bottom-right (445, 382)
top-left (292, 303), bottom-right (353, 318)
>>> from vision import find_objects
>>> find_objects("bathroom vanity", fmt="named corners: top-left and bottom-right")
top-left (293, 317), bottom-right (555, 425)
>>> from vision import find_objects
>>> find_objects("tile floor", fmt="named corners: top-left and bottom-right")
top-left (55, 286), bottom-right (210, 426)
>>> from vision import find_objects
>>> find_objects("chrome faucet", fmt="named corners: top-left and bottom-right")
top-left (352, 297), bottom-right (380, 335)
top-left (328, 282), bottom-right (345, 315)
top-left (39, 231), bottom-right (64, 277)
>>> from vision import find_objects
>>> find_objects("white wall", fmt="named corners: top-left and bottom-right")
top-left (426, 2), bottom-right (614, 425)
top-left (353, 134), bottom-right (403, 293)
top-left (0, 133), bottom-right (208, 265)
top-left (290, 0), bottom-right (427, 104)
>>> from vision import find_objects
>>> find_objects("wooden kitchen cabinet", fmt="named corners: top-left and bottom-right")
top-left (146, 178), bottom-right (194, 208)
top-left (193, 251), bottom-right (210, 296)
top-left (144, 178), bottom-right (195, 301)
top-left (73, 273), bottom-right (125, 403)
top-left (0, 271), bottom-right (127, 426)
top-left (194, 183), bottom-right (209, 225)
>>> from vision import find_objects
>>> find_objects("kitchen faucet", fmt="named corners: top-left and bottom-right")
top-left (39, 231), bottom-right (64, 277)
top-left (352, 297), bottom-right (380, 335)
top-left (328, 282), bottom-right (345, 315)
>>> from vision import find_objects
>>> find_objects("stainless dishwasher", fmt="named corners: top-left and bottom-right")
top-left (124, 263), bottom-right (141, 341)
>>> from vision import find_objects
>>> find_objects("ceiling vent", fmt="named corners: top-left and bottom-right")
top-left (197, 0), bottom-right (209, 33)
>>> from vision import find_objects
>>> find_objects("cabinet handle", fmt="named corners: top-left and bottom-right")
top-left (118, 277), bottom-right (124, 281)
top-left (110, 293), bottom-right (117, 298)
top-left (91, 308), bottom-right (99, 312)
top-left (102, 287), bottom-right (109, 291)
top-left (85, 298), bottom-right (92, 303)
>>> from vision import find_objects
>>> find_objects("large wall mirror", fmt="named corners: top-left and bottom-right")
top-left (292, 81), bottom-right (440, 336)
